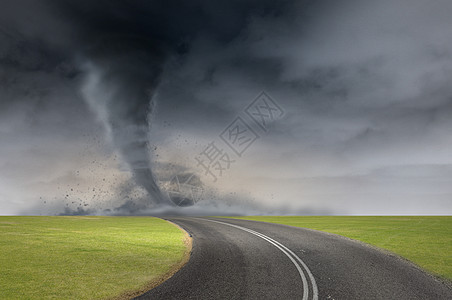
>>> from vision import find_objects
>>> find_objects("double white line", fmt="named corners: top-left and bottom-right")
top-left (199, 218), bottom-right (318, 300)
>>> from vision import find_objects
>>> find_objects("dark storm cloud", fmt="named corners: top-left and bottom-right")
top-left (65, 0), bottom-right (293, 207)
top-left (3, 0), bottom-right (294, 206)
top-left (1, 0), bottom-right (452, 215)
top-left (0, 0), bottom-right (298, 212)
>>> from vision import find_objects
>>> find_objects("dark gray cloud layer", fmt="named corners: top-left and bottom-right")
top-left (1, 0), bottom-right (452, 215)
top-left (58, 0), bottom-right (291, 207)
top-left (3, 0), bottom-right (292, 208)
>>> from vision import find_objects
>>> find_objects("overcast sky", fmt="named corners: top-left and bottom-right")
top-left (1, 0), bottom-right (452, 215)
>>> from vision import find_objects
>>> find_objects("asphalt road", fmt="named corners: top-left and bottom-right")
top-left (135, 217), bottom-right (452, 300)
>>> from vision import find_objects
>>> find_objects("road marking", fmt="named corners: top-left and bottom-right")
top-left (198, 218), bottom-right (318, 300)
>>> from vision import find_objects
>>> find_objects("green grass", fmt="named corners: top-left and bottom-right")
top-left (227, 216), bottom-right (452, 280)
top-left (0, 216), bottom-right (188, 299)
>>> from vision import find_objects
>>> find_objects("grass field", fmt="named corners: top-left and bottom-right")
top-left (228, 216), bottom-right (452, 280)
top-left (0, 216), bottom-right (189, 299)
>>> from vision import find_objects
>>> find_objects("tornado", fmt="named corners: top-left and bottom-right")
top-left (82, 36), bottom-right (172, 206)
top-left (54, 0), bottom-right (284, 208)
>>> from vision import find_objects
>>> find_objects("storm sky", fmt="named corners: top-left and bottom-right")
top-left (1, 0), bottom-right (452, 215)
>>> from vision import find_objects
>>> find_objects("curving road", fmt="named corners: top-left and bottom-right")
top-left (135, 217), bottom-right (451, 300)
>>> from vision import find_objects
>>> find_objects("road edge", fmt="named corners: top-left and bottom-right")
top-left (111, 218), bottom-right (193, 300)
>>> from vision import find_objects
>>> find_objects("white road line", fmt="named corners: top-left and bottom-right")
top-left (227, 223), bottom-right (310, 300)
top-left (198, 218), bottom-right (318, 300)
top-left (239, 225), bottom-right (319, 300)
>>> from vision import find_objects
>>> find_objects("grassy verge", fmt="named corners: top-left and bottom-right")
top-left (226, 216), bottom-right (452, 280)
top-left (0, 216), bottom-right (190, 299)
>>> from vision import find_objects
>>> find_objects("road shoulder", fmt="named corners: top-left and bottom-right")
top-left (113, 219), bottom-right (192, 300)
